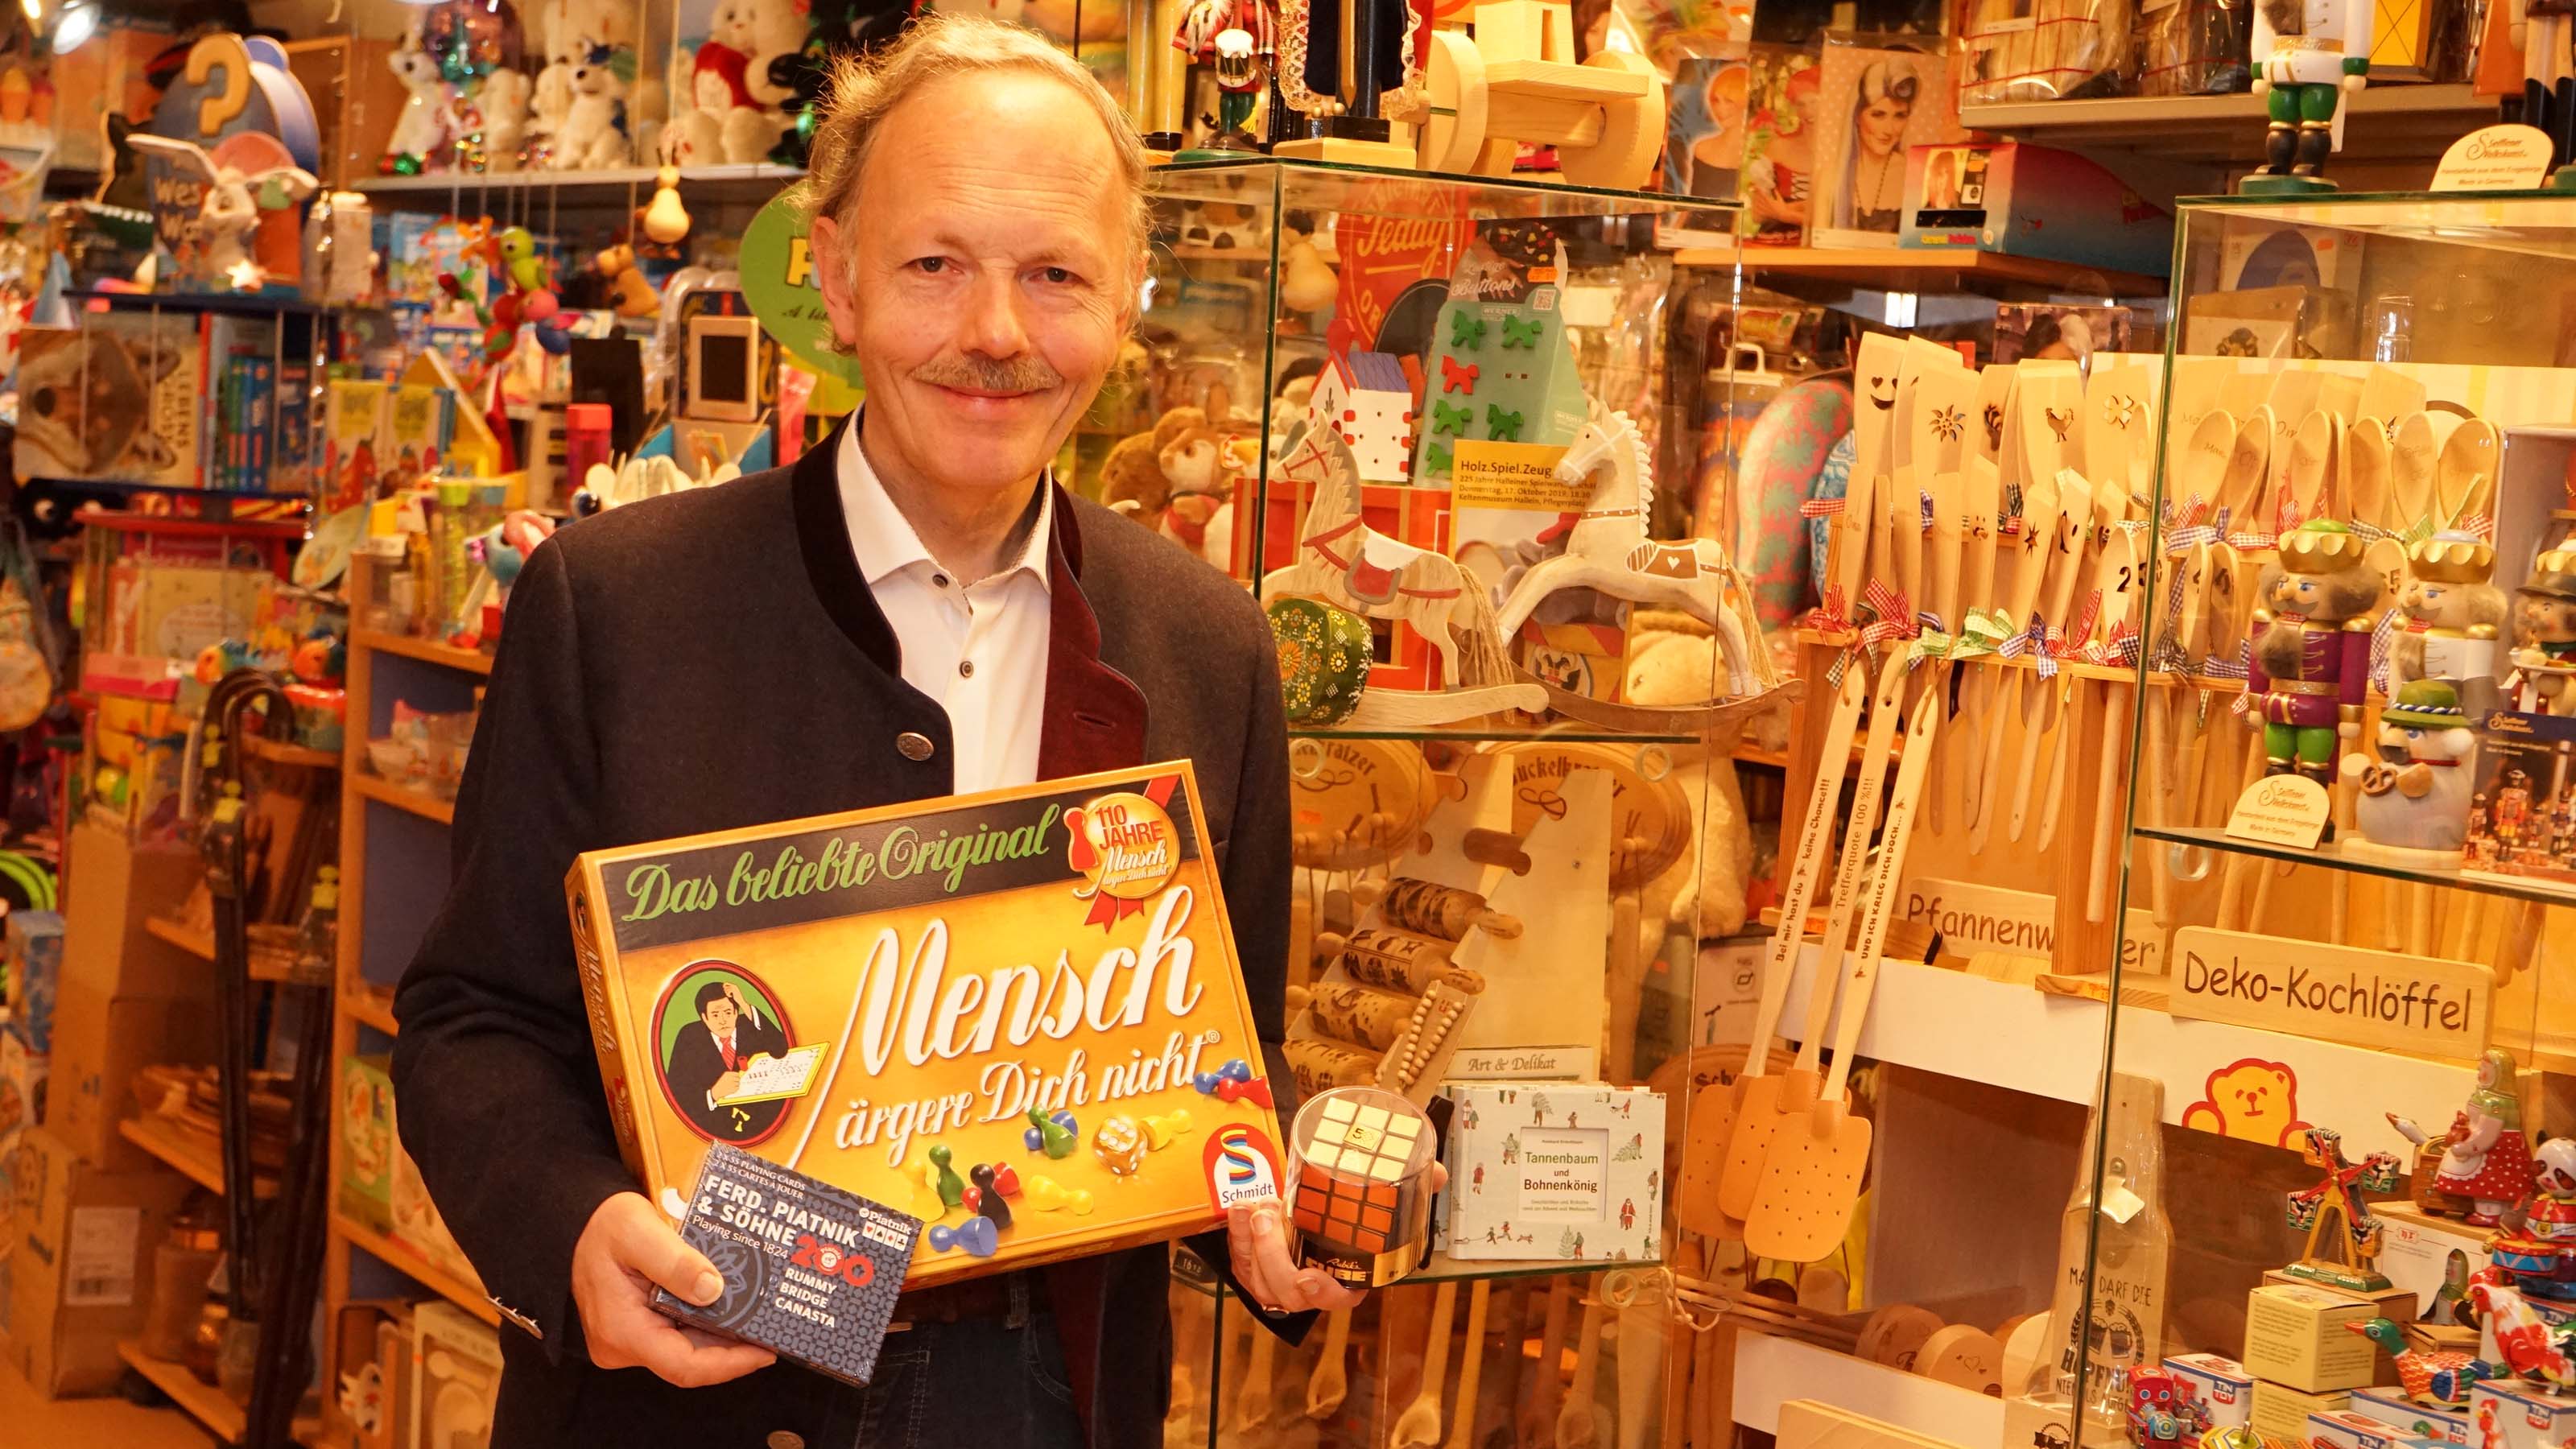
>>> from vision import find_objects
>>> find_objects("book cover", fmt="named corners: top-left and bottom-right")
top-left (566, 762), bottom-right (1289, 1290)
top-left (13, 314), bottom-right (203, 488)
top-left (651, 1145), bottom-right (921, 1386)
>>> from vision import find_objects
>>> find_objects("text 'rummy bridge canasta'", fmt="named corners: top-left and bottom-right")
top-left (568, 762), bottom-right (1289, 1286)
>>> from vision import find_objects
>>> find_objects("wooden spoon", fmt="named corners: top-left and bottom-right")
top-left (1392, 1280), bottom-right (1459, 1448)
top-left (1443, 1280), bottom-right (1494, 1449)
top-left (2390, 412), bottom-right (2450, 535)
top-left (2346, 415), bottom-right (2392, 530)
top-left (2007, 469), bottom-right (2092, 844)
top-left (2289, 411), bottom-right (2340, 528)
top-left (1523, 1277), bottom-right (1573, 1447)
top-left (2440, 419), bottom-right (2502, 529)
top-left (1305, 1307), bottom-right (1352, 1419)
top-left (1235, 1328), bottom-right (1278, 1432)
top-left (1557, 1295), bottom-right (1611, 1449)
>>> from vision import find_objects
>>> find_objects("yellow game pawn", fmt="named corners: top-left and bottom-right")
top-left (1142, 1108), bottom-right (1195, 1150)
top-left (1023, 1174), bottom-right (1096, 1215)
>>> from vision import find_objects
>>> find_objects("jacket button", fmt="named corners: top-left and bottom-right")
top-left (767, 1435), bottom-right (805, 1449)
top-left (896, 732), bottom-right (935, 762)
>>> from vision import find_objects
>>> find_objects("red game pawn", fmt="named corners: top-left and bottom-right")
top-left (989, 1163), bottom-right (1022, 1197)
top-left (1216, 1076), bottom-right (1274, 1108)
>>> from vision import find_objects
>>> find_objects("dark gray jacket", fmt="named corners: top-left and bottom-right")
top-left (392, 420), bottom-right (1298, 1447)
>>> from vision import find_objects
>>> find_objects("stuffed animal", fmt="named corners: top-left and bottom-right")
top-left (1099, 430), bottom-right (1176, 522)
top-left (549, 43), bottom-right (631, 170)
top-left (1155, 422), bottom-right (1244, 571)
top-left (15, 326), bottom-right (188, 480)
top-left (594, 244), bottom-right (658, 316)
top-left (525, 60), bottom-right (573, 168)
top-left (383, 32), bottom-right (454, 175)
top-left (127, 134), bottom-right (319, 287)
top-left (731, 1), bottom-right (810, 159)
top-left (1622, 617), bottom-right (1758, 941)
top-left (477, 68), bottom-right (533, 173)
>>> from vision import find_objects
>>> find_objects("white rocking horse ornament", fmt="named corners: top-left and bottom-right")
top-left (1261, 415), bottom-right (1546, 725)
top-left (1496, 401), bottom-right (1761, 697)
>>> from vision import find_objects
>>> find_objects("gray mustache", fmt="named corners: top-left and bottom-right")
top-left (913, 356), bottom-right (1063, 392)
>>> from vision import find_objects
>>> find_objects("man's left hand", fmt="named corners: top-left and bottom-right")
top-left (1226, 1162), bottom-right (1447, 1316)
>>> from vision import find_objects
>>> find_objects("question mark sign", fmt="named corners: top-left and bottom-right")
top-left (184, 34), bottom-right (254, 138)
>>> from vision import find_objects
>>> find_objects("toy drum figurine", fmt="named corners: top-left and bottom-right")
top-left (1290, 1086), bottom-right (1436, 1287)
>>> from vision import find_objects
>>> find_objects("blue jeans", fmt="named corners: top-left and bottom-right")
top-left (837, 1279), bottom-right (1084, 1449)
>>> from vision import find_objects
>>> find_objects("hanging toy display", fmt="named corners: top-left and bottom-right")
top-left (2240, 0), bottom-right (2369, 192)
top-left (415, 0), bottom-right (530, 173)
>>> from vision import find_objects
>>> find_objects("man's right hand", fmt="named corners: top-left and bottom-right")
top-left (711, 1071), bottom-right (743, 1103)
top-left (571, 1192), bottom-right (776, 1388)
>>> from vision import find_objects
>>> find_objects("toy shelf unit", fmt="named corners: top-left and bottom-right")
top-left (2042, 191), bottom-right (2576, 1449)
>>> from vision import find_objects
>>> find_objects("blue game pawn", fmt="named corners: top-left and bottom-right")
top-left (927, 1145), bottom-right (967, 1208)
top-left (1193, 1071), bottom-right (1223, 1095)
top-left (970, 1164), bottom-right (1013, 1230)
top-left (957, 1216), bottom-right (999, 1257)
top-left (1218, 1059), bottom-right (1253, 1083)
top-left (929, 1224), bottom-right (958, 1253)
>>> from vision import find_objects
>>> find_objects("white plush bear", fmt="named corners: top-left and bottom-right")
top-left (548, 45), bottom-right (630, 170)
top-left (672, 0), bottom-right (766, 165)
top-left (729, 1), bottom-right (809, 160)
top-left (477, 68), bottom-right (532, 172)
top-left (384, 33), bottom-right (452, 171)
top-left (524, 59), bottom-right (573, 167)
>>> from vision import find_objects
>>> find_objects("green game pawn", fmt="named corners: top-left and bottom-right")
top-left (927, 1145), bottom-right (967, 1208)
top-left (1028, 1107), bottom-right (1077, 1160)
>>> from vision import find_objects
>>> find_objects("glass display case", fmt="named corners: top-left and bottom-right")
top-left (2062, 192), bottom-right (2576, 1449)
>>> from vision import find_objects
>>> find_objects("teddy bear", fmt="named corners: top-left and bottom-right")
top-left (669, 0), bottom-right (798, 165)
top-left (1155, 420), bottom-right (1245, 571)
top-left (477, 68), bottom-right (533, 172)
top-left (2178, 1059), bottom-right (2308, 1146)
top-left (593, 244), bottom-right (658, 316)
top-left (1100, 427), bottom-right (1179, 523)
top-left (382, 31), bottom-right (454, 175)
top-left (548, 43), bottom-right (631, 170)
top-left (1620, 617), bottom-right (1757, 943)
top-left (732, 2), bottom-right (811, 155)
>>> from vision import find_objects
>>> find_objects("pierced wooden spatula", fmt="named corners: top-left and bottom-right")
top-left (1718, 650), bottom-right (1909, 1223)
top-left (2440, 419), bottom-right (2502, 530)
top-left (2390, 411), bottom-right (2450, 535)
top-left (1677, 665), bottom-right (1868, 1239)
top-left (2346, 415), bottom-right (2392, 531)
top-left (1743, 675), bottom-right (1946, 1264)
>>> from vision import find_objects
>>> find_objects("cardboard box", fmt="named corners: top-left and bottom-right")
top-left (2, 1123), bottom-right (192, 1395)
top-left (2261, 1269), bottom-right (2423, 1331)
top-left (2165, 1352), bottom-right (2256, 1430)
top-left (6, 910), bottom-right (62, 1055)
top-left (2352, 1386), bottom-right (2473, 1445)
top-left (0, 1026), bottom-right (41, 1194)
top-left (567, 763), bottom-right (1287, 1289)
top-left (60, 823), bottom-right (211, 1001)
top-left (339, 1054), bottom-right (395, 1236)
top-left (2375, 1206), bottom-right (2491, 1323)
top-left (2244, 1282), bottom-right (2386, 1391)
top-left (2311, 1409), bottom-right (2435, 1449)
top-left (2251, 1381), bottom-right (2352, 1443)
top-left (2471, 1381), bottom-right (2576, 1449)
top-left (1898, 142), bottom-right (2174, 278)
top-left (44, 984), bottom-right (220, 1170)
top-left (1437, 1082), bottom-right (1666, 1262)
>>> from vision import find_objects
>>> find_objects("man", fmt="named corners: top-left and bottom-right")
top-left (662, 980), bottom-right (789, 1141)
top-left (393, 17), bottom-right (1363, 1446)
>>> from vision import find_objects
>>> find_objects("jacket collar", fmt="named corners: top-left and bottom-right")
top-left (791, 415), bottom-right (1143, 778)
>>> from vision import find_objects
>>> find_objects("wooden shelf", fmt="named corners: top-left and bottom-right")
top-left (1673, 243), bottom-right (2167, 297)
top-left (332, 1213), bottom-right (498, 1329)
top-left (352, 773), bottom-right (456, 825)
top-left (243, 733), bottom-right (341, 770)
top-left (144, 914), bottom-right (213, 962)
top-left (1958, 82), bottom-right (2492, 165)
top-left (118, 1341), bottom-right (243, 1443)
top-left (353, 160), bottom-right (803, 204)
top-left (352, 629), bottom-right (492, 675)
top-left (344, 980), bottom-right (399, 1036)
top-left (118, 1114), bottom-right (275, 1198)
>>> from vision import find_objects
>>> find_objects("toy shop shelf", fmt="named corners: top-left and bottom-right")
top-left (119, 1114), bottom-right (274, 1199)
top-left (1729, 1330), bottom-right (2003, 1444)
top-left (144, 914), bottom-right (214, 962)
top-left (350, 162), bottom-right (806, 209)
top-left (352, 628), bottom-right (491, 675)
top-left (351, 773), bottom-right (455, 825)
top-left (331, 1212), bottom-right (499, 1330)
top-left (1957, 83), bottom-right (2491, 166)
top-left (1670, 245), bottom-right (2167, 297)
top-left (1158, 155), bottom-right (1715, 219)
top-left (1773, 943), bottom-right (2472, 1159)
top-left (61, 287), bottom-right (333, 319)
top-left (344, 979), bottom-right (399, 1037)
top-left (1290, 723), bottom-right (1699, 744)
top-left (1412, 1255), bottom-right (1637, 1284)
top-left (114, 1340), bottom-right (320, 1445)
top-left (242, 734), bottom-right (340, 770)
top-left (2134, 824), bottom-right (2576, 907)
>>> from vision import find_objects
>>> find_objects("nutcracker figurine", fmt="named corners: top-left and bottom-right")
top-left (2393, 530), bottom-right (2507, 715)
top-left (2514, 0), bottom-right (2576, 183)
top-left (1272, 0), bottom-right (1426, 163)
top-left (2243, 0), bottom-right (2370, 192)
top-left (2244, 520), bottom-right (2384, 794)
top-left (1173, 0), bottom-right (1278, 153)
top-left (2508, 550), bottom-right (2576, 715)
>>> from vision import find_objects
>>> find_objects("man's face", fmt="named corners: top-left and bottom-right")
top-left (703, 997), bottom-right (738, 1037)
top-left (811, 69), bottom-right (1136, 498)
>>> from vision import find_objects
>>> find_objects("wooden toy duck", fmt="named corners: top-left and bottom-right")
top-left (2349, 1318), bottom-right (2492, 1405)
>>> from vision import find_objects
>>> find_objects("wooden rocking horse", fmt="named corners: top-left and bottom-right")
top-left (1262, 415), bottom-right (1546, 727)
top-left (1496, 400), bottom-right (1769, 700)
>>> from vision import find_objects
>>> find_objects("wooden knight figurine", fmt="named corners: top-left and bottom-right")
top-left (2246, 520), bottom-right (2384, 790)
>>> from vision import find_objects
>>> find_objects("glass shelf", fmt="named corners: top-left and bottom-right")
top-left (2136, 824), bottom-right (2576, 908)
top-left (1155, 155), bottom-right (1728, 219)
top-left (1290, 724), bottom-right (1699, 745)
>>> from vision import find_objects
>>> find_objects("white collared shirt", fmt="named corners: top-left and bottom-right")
top-left (837, 419), bottom-right (1054, 794)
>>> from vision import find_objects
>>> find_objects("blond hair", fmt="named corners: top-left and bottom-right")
top-left (802, 13), bottom-right (1150, 272)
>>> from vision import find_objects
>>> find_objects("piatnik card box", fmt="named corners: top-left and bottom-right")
top-left (569, 763), bottom-right (1289, 1288)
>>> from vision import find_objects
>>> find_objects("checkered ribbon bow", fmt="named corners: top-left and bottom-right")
top-left (2000, 612), bottom-right (2058, 679)
top-left (1859, 580), bottom-right (1922, 652)
top-left (2161, 493), bottom-right (2214, 555)
top-left (2369, 607), bottom-right (2405, 696)
top-left (1806, 583), bottom-right (1854, 635)
top-left (1951, 607), bottom-right (2014, 662)
top-left (1799, 496), bottom-right (1843, 518)
top-left (2457, 512), bottom-right (2496, 543)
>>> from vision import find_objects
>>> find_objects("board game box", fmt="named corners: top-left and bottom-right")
top-left (568, 762), bottom-right (1290, 1288)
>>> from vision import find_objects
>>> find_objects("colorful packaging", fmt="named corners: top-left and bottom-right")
top-left (338, 1053), bottom-right (395, 1235)
top-left (2470, 1381), bottom-right (2576, 1449)
top-left (14, 314), bottom-right (204, 489)
top-left (2466, 710), bottom-right (2576, 886)
top-left (567, 763), bottom-right (1288, 1287)
top-left (1437, 1082), bottom-right (1666, 1263)
top-left (1901, 141), bottom-right (2175, 278)
top-left (2164, 1352), bottom-right (2256, 1430)
top-left (2310, 1410), bottom-right (2433, 1449)
top-left (5, 910), bottom-right (63, 1056)
top-left (2351, 1386), bottom-right (2472, 1446)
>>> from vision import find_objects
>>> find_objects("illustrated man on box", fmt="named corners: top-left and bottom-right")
top-left (394, 16), bottom-right (1394, 1446)
top-left (664, 980), bottom-right (788, 1141)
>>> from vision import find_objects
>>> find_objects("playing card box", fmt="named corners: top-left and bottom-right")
top-left (651, 1146), bottom-right (919, 1386)
top-left (569, 762), bottom-right (1289, 1289)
